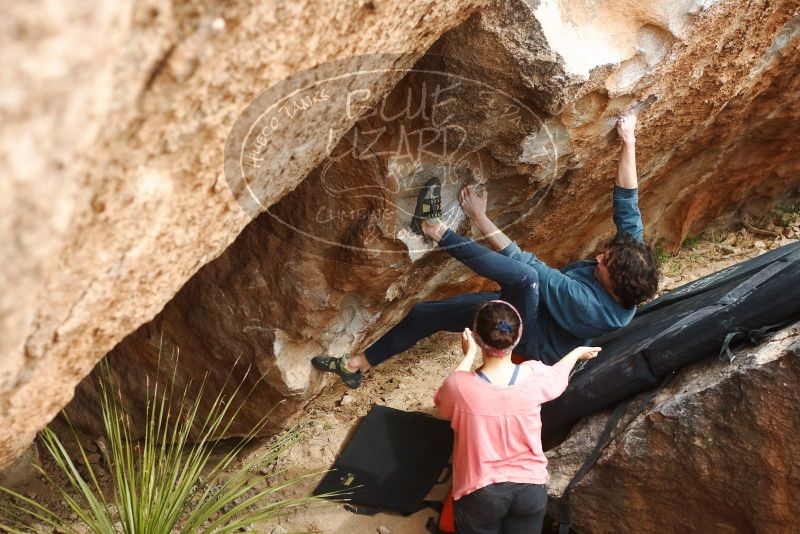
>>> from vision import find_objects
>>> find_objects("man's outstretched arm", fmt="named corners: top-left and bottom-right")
top-left (456, 184), bottom-right (585, 307)
top-left (459, 184), bottom-right (512, 252)
top-left (459, 112), bottom-right (643, 255)
top-left (613, 113), bottom-right (644, 242)
top-left (459, 183), bottom-right (551, 270)
top-left (616, 114), bottom-right (637, 189)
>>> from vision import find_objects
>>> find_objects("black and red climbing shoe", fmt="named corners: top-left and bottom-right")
top-left (410, 177), bottom-right (443, 235)
top-left (311, 355), bottom-right (363, 389)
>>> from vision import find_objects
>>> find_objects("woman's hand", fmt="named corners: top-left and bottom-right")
top-left (461, 328), bottom-right (478, 357)
top-left (453, 328), bottom-right (479, 373)
top-left (556, 346), bottom-right (602, 375)
top-left (459, 184), bottom-right (488, 222)
top-left (567, 346), bottom-right (602, 361)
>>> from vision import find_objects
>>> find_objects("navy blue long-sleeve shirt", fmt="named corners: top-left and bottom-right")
top-left (499, 186), bottom-right (644, 363)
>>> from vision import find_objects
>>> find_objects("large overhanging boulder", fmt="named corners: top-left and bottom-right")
top-left (0, 0), bottom-right (489, 469)
top-left (2, 0), bottom-right (799, 465)
top-left (546, 323), bottom-right (800, 532)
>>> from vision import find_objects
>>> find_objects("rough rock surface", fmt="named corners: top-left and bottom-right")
top-left (0, 0), bottom-right (489, 467)
top-left (546, 324), bottom-right (800, 533)
top-left (3, 0), bottom-right (800, 462)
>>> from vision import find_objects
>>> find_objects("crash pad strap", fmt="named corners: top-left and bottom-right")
top-left (719, 316), bottom-right (800, 363)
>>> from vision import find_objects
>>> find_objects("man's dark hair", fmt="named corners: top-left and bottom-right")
top-left (607, 232), bottom-right (660, 309)
top-left (475, 301), bottom-right (522, 350)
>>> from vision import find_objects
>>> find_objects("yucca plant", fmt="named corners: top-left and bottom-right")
top-left (0, 352), bottom-right (327, 533)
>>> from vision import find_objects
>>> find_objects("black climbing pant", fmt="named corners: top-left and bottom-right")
top-left (453, 482), bottom-right (548, 534)
top-left (363, 229), bottom-right (541, 366)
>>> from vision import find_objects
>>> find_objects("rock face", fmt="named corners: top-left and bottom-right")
top-left (0, 0), bottom-right (489, 467)
top-left (546, 324), bottom-right (800, 533)
top-left (2, 0), bottom-right (800, 464)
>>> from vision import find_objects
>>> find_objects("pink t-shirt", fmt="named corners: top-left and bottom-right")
top-left (433, 360), bottom-right (570, 500)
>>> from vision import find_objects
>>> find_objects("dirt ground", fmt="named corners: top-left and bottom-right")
top-left (4, 209), bottom-right (798, 533)
top-left (249, 333), bottom-right (458, 534)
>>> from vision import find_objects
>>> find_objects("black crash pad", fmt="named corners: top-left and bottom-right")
top-left (313, 405), bottom-right (453, 516)
top-left (542, 241), bottom-right (800, 448)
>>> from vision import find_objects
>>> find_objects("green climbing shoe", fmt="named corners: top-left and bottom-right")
top-left (311, 355), bottom-right (363, 389)
top-left (410, 177), bottom-right (443, 235)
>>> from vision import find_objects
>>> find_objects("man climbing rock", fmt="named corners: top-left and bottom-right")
top-left (312, 113), bottom-right (659, 388)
